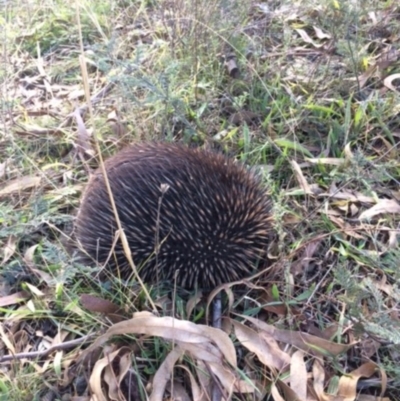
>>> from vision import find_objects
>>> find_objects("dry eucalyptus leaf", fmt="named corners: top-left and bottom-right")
top-left (312, 359), bottom-right (326, 400)
top-left (359, 199), bottom-right (400, 220)
top-left (0, 176), bottom-right (41, 197)
top-left (313, 26), bottom-right (331, 40)
top-left (295, 28), bottom-right (324, 48)
top-left (79, 313), bottom-right (237, 367)
top-left (290, 160), bottom-right (312, 195)
top-left (2, 235), bottom-right (17, 265)
top-left (90, 347), bottom-right (124, 401)
top-left (337, 362), bottom-right (378, 401)
top-left (80, 294), bottom-right (122, 315)
top-left (240, 316), bottom-right (353, 357)
top-left (383, 73), bottom-right (400, 92)
top-left (290, 351), bottom-right (307, 399)
top-left (232, 320), bottom-right (290, 371)
top-left (0, 291), bottom-right (30, 307)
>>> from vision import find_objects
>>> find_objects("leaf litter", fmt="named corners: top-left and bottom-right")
top-left (1, 0), bottom-right (400, 400)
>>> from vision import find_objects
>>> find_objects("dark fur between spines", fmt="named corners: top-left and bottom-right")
top-left (75, 143), bottom-right (271, 290)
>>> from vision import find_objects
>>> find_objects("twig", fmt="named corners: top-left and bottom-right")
top-left (0, 334), bottom-right (95, 363)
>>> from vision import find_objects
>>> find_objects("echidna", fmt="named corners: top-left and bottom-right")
top-left (75, 142), bottom-right (271, 290)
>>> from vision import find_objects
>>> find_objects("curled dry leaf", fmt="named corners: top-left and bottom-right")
top-left (359, 199), bottom-right (400, 220)
top-left (105, 348), bottom-right (134, 401)
top-left (225, 58), bottom-right (239, 78)
top-left (383, 73), bottom-right (400, 92)
top-left (208, 360), bottom-right (255, 395)
top-left (179, 341), bottom-right (224, 364)
top-left (23, 244), bottom-right (53, 284)
top-left (79, 313), bottom-right (236, 367)
top-left (150, 346), bottom-right (241, 401)
top-left (176, 365), bottom-right (204, 401)
top-left (239, 316), bottom-right (354, 357)
top-left (90, 346), bottom-right (130, 401)
top-left (80, 313), bottom-right (256, 400)
top-left (206, 285), bottom-right (234, 323)
top-left (313, 26), bottom-right (331, 40)
top-left (290, 160), bottom-right (312, 195)
top-left (150, 347), bottom-right (185, 401)
top-left (295, 28), bottom-right (324, 48)
top-left (186, 291), bottom-right (203, 320)
top-left (337, 362), bottom-right (378, 401)
top-left (344, 143), bottom-right (354, 160)
top-left (232, 320), bottom-right (290, 371)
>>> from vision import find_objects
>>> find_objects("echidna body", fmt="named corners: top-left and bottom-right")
top-left (75, 143), bottom-right (271, 290)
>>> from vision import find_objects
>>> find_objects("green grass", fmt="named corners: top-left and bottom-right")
top-left (1, 0), bottom-right (400, 399)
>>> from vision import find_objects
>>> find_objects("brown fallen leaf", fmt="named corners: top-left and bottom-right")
top-left (232, 320), bottom-right (290, 371)
top-left (275, 379), bottom-right (308, 401)
top-left (359, 199), bottom-right (400, 220)
top-left (313, 26), bottom-right (331, 40)
top-left (175, 365), bottom-right (204, 401)
top-left (2, 235), bottom-right (17, 265)
top-left (150, 347), bottom-right (185, 401)
top-left (169, 381), bottom-right (192, 401)
top-left (290, 350), bottom-right (307, 400)
top-left (180, 342), bottom-right (255, 395)
top-left (79, 312), bottom-right (237, 367)
top-left (0, 176), bottom-right (41, 197)
top-left (74, 108), bottom-right (95, 158)
top-left (80, 294), bottom-right (122, 315)
top-left (337, 362), bottom-right (377, 401)
top-left (312, 359), bottom-right (327, 401)
top-left (383, 73), bottom-right (400, 92)
top-left (90, 345), bottom-right (128, 401)
top-left (186, 291), bottom-right (203, 320)
top-left (0, 291), bottom-right (30, 307)
top-left (295, 28), bottom-right (324, 48)
top-left (291, 239), bottom-right (322, 275)
top-left (104, 347), bottom-right (133, 400)
top-left (290, 160), bottom-right (312, 195)
top-left (239, 316), bottom-right (354, 357)
top-left (24, 244), bottom-right (54, 284)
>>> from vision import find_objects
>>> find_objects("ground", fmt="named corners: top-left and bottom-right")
top-left (1, 0), bottom-right (400, 400)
